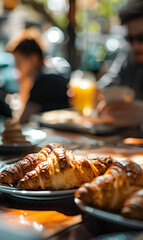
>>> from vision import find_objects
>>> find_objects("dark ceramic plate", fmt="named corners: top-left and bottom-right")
top-left (32, 110), bottom-right (117, 135)
top-left (0, 128), bottom-right (46, 152)
top-left (75, 198), bottom-right (143, 230)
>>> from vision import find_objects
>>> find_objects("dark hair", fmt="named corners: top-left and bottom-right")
top-left (13, 39), bottom-right (43, 60)
top-left (119, 0), bottom-right (143, 24)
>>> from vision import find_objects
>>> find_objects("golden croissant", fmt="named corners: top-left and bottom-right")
top-left (0, 143), bottom-right (63, 185)
top-left (17, 147), bottom-right (113, 190)
top-left (75, 160), bottom-right (143, 210)
top-left (121, 189), bottom-right (143, 220)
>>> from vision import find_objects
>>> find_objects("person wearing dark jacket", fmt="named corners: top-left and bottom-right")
top-left (12, 39), bottom-right (69, 123)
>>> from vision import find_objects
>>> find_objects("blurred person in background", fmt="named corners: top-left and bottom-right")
top-left (97, 0), bottom-right (143, 127)
top-left (0, 100), bottom-right (12, 118)
top-left (8, 38), bottom-right (69, 123)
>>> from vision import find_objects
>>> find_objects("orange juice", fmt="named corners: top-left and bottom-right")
top-left (70, 71), bottom-right (96, 115)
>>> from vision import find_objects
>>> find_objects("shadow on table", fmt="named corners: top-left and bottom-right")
top-left (0, 193), bottom-right (79, 216)
top-left (82, 213), bottom-right (141, 237)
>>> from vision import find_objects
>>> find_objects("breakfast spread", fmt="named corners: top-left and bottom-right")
top-left (0, 142), bottom-right (143, 221)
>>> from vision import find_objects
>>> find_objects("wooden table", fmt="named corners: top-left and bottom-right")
top-left (0, 124), bottom-right (143, 239)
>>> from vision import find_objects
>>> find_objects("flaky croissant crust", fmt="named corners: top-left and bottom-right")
top-left (75, 160), bottom-right (143, 210)
top-left (0, 144), bottom-right (113, 190)
top-left (122, 189), bottom-right (143, 220)
top-left (17, 149), bottom-right (113, 190)
top-left (0, 143), bottom-right (64, 185)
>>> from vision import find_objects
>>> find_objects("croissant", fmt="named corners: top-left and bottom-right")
top-left (121, 189), bottom-right (143, 220)
top-left (17, 147), bottom-right (113, 190)
top-left (75, 160), bottom-right (143, 210)
top-left (0, 143), bottom-right (63, 185)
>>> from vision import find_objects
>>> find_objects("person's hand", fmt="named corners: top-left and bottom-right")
top-left (98, 100), bottom-right (143, 127)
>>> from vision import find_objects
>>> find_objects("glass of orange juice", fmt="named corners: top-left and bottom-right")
top-left (69, 70), bottom-right (96, 116)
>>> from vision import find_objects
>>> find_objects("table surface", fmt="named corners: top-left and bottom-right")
top-left (0, 123), bottom-right (143, 240)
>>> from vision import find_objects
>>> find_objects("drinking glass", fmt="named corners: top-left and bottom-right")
top-left (69, 70), bottom-right (96, 116)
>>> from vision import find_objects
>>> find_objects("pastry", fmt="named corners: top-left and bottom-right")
top-left (16, 148), bottom-right (113, 190)
top-left (122, 189), bottom-right (143, 220)
top-left (2, 119), bottom-right (28, 144)
top-left (0, 143), bottom-right (63, 185)
top-left (75, 160), bottom-right (143, 210)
